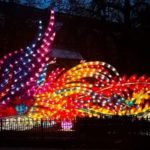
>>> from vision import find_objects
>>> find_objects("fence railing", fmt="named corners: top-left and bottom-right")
top-left (0, 116), bottom-right (150, 136)
top-left (0, 117), bottom-right (75, 132)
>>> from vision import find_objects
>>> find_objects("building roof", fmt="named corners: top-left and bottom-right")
top-left (52, 48), bottom-right (83, 60)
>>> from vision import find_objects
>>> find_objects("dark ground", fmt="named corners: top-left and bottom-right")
top-left (0, 117), bottom-right (150, 149)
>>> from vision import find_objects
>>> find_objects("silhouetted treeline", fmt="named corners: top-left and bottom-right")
top-left (1, 0), bottom-right (150, 27)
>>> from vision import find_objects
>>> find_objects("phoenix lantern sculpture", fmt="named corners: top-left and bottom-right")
top-left (0, 10), bottom-right (149, 123)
